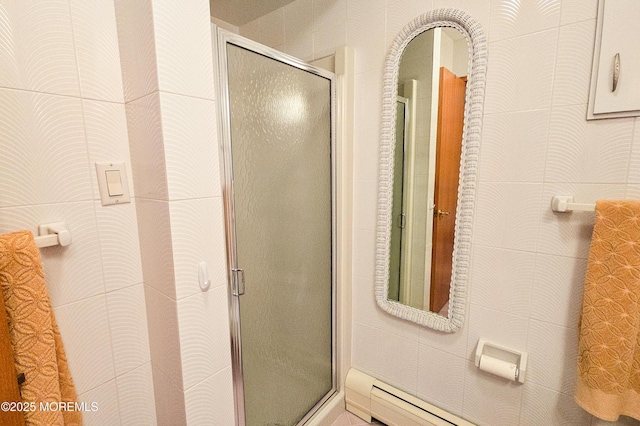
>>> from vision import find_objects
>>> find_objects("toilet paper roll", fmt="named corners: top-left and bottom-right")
top-left (479, 355), bottom-right (518, 381)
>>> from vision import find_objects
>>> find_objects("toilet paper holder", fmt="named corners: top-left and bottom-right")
top-left (474, 339), bottom-right (528, 383)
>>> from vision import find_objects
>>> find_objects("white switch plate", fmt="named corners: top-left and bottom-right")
top-left (95, 162), bottom-right (131, 206)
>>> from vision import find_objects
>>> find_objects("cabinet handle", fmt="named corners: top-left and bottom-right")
top-left (613, 53), bottom-right (620, 92)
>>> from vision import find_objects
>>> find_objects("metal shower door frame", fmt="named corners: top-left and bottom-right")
top-left (215, 28), bottom-right (338, 426)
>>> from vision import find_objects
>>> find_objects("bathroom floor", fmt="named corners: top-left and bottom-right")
top-left (330, 412), bottom-right (386, 425)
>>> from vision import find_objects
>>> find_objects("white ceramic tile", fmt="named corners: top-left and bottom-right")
top-left (433, 0), bottom-right (491, 36)
top-left (552, 20), bottom-right (596, 107)
top-left (377, 300), bottom-right (424, 342)
top-left (418, 320), bottom-right (469, 359)
top-left (69, 0), bottom-right (124, 102)
top-left (152, 364), bottom-right (187, 426)
top-left (347, 6), bottom-right (385, 74)
top-left (313, 0), bottom-right (347, 59)
top-left (627, 184), bottom-right (640, 199)
top-left (144, 286), bottom-right (183, 387)
top-left (283, 0), bottom-right (313, 62)
top-left (353, 179), bottom-right (378, 231)
top-left (560, 0), bottom-right (598, 26)
top-left (352, 321), bottom-right (379, 374)
top-left (353, 228), bottom-right (376, 278)
top-left (377, 329), bottom-right (419, 395)
top-left (479, 109), bottom-right (550, 183)
top-left (54, 295), bottom-right (115, 394)
top-left (526, 320), bottom-right (578, 395)
top-left (79, 379), bottom-right (121, 426)
top-left (126, 92), bottom-right (168, 200)
top-left (489, 0), bottom-right (560, 42)
top-left (184, 366), bottom-right (235, 425)
top-left (546, 105), bottom-right (633, 183)
top-left (417, 345), bottom-right (466, 415)
top-left (0, 90), bottom-right (92, 207)
top-left (536, 183), bottom-right (626, 259)
top-left (177, 285), bottom-right (231, 390)
top-left (353, 70), bottom-right (383, 180)
top-left (115, 363), bottom-right (157, 425)
top-left (83, 100), bottom-right (135, 200)
top-left (473, 182), bottom-right (543, 251)
top-left (627, 119), bottom-right (640, 184)
top-left (483, 29), bottom-right (558, 114)
top-left (113, 0), bottom-right (159, 101)
top-left (169, 198), bottom-right (227, 300)
top-left (462, 360), bottom-right (524, 426)
top-left (159, 93), bottom-right (220, 200)
top-left (470, 246), bottom-right (536, 316)
top-left (352, 275), bottom-right (386, 330)
top-left (466, 304), bottom-right (529, 362)
top-left (136, 199), bottom-right (176, 298)
top-left (531, 253), bottom-right (587, 329)
top-left (106, 284), bottom-right (150, 376)
top-left (0, 202), bottom-right (106, 306)
top-left (152, 0), bottom-right (215, 99)
top-left (0, 0), bottom-right (79, 95)
top-left (95, 201), bottom-right (143, 292)
top-left (519, 383), bottom-right (591, 426)
top-left (240, 8), bottom-right (285, 48)
top-left (385, 1), bottom-right (435, 51)
top-left (347, 0), bottom-right (385, 23)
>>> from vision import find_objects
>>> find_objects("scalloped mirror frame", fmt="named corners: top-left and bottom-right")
top-left (374, 9), bottom-right (487, 332)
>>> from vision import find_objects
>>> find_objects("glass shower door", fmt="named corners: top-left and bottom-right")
top-left (220, 34), bottom-right (335, 426)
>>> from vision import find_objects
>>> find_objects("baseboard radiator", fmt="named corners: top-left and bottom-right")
top-left (345, 369), bottom-right (474, 426)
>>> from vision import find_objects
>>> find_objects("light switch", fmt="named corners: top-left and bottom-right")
top-left (105, 170), bottom-right (124, 196)
top-left (95, 162), bottom-right (131, 206)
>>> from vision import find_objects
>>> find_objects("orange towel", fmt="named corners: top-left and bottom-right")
top-left (0, 231), bottom-right (81, 425)
top-left (575, 200), bottom-right (640, 422)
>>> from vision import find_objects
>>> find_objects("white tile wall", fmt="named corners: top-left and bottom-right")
top-left (283, 0), bottom-right (314, 62)
top-left (312, 0), bottom-right (347, 58)
top-left (116, 363), bottom-right (158, 425)
top-left (113, 0), bottom-right (159, 102)
top-left (144, 285), bottom-right (183, 388)
top-left (169, 198), bottom-right (227, 300)
top-left (176, 285), bottom-right (231, 390)
top-left (54, 295), bottom-right (115, 395)
top-left (0, 2), bottom-right (156, 422)
top-left (417, 344), bottom-right (466, 416)
top-left (236, 1), bottom-right (639, 424)
top-left (0, 90), bottom-right (91, 207)
top-left (78, 380), bottom-right (121, 426)
top-left (106, 283), bottom-right (150, 376)
top-left (552, 20), bottom-right (596, 108)
top-left (0, 0), bottom-right (80, 96)
top-left (68, 0), bottom-right (125, 102)
top-left (159, 93), bottom-right (220, 201)
top-left (484, 29), bottom-right (558, 114)
top-left (152, 0), bottom-right (215, 99)
top-left (488, 0), bottom-right (560, 42)
top-left (184, 366), bottom-right (235, 426)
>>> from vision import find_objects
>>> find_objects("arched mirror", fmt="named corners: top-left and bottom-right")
top-left (375, 9), bottom-right (487, 332)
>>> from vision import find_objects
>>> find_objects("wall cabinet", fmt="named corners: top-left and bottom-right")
top-left (588, 0), bottom-right (640, 119)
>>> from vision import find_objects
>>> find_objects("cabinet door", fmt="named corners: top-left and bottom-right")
top-left (592, 0), bottom-right (640, 116)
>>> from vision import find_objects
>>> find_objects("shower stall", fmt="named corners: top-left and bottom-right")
top-left (216, 30), bottom-right (337, 426)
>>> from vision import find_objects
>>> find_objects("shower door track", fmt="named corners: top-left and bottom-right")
top-left (215, 28), bottom-right (338, 426)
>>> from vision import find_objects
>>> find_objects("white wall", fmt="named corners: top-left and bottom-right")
top-left (0, 0), bottom-right (155, 424)
top-left (116, 0), bottom-right (234, 424)
top-left (239, 1), bottom-right (640, 425)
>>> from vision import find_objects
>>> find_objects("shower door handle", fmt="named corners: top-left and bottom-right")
top-left (231, 268), bottom-right (246, 296)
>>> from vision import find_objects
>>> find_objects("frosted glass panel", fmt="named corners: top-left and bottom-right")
top-left (226, 44), bottom-right (333, 426)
